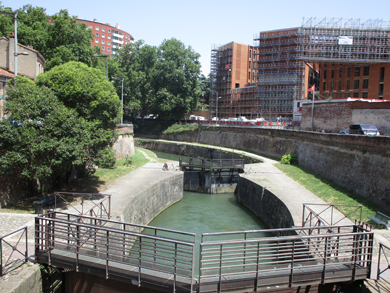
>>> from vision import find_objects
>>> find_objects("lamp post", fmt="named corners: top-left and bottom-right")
top-left (93, 54), bottom-right (109, 80)
top-left (112, 77), bottom-right (124, 124)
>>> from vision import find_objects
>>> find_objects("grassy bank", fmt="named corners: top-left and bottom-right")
top-left (275, 163), bottom-right (381, 226)
top-left (0, 147), bottom-right (152, 214)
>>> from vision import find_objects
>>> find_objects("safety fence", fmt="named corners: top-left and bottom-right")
top-left (377, 243), bottom-right (390, 285)
top-left (35, 211), bottom-right (196, 292)
top-left (0, 226), bottom-right (28, 276)
top-left (179, 157), bottom-right (245, 170)
top-left (302, 203), bottom-right (363, 228)
top-left (197, 119), bottom-right (300, 128)
top-left (199, 225), bottom-right (373, 292)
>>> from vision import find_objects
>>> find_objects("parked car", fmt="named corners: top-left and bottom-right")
top-left (339, 129), bottom-right (349, 135)
top-left (349, 124), bottom-right (380, 136)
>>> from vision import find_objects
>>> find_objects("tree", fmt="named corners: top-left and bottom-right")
top-left (151, 38), bottom-right (202, 121)
top-left (36, 61), bottom-right (121, 130)
top-left (0, 79), bottom-right (91, 195)
top-left (115, 40), bottom-right (157, 119)
top-left (0, 5), bottom-right (93, 71)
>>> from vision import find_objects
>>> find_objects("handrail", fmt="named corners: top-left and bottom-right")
top-left (199, 225), bottom-right (373, 291)
top-left (0, 226), bottom-right (28, 276)
top-left (35, 212), bottom-right (196, 292)
top-left (50, 192), bottom-right (111, 219)
top-left (302, 203), bottom-right (362, 227)
top-left (377, 242), bottom-right (390, 285)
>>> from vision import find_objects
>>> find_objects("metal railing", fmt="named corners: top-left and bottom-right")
top-left (35, 212), bottom-right (196, 292)
top-left (51, 192), bottom-right (111, 219)
top-left (199, 225), bottom-right (373, 292)
top-left (377, 243), bottom-right (390, 285)
top-left (1, 226), bottom-right (28, 276)
top-left (179, 157), bottom-right (244, 170)
top-left (302, 203), bottom-right (362, 228)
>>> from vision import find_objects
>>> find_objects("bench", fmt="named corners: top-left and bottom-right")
top-left (367, 211), bottom-right (390, 229)
top-left (33, 194), bottom-right (59, 214)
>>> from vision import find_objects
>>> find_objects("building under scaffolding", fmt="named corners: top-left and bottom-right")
top-left (211, 17), bottom-right (390, 120)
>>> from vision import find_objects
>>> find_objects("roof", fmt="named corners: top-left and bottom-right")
top-left (0, 68), bottom-right (14, 78)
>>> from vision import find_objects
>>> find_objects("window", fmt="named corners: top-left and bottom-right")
top-left (249, 61), bottom-right (251, 69)
top-left (108, 29), bottom-right (111, 33)
top-left (249, 49), bottom-right (252, 58)
top-left (102, 40), bottom-right (105, 44)
top-left (323, 81), bottom-right (326, 91)
top-left (102, 28), bottom-right (105, 32)
top-left (95, 33), bottom-right (99, 37)
top-left (344, 92), bottom-right (349, 97)
top-left (362, 92), bottom-right (368, 99)
top-left (89, 25), bottom-right (92, 29)
top-left (354, 80), bottom-right (360, 90)
top-left (108, 41), bottom-right (111, 45)
top-left (107, 47), bottom-right (111, 51)
top-left (108, 35), bottom-right (111, 39)
top-left (102, 34), bottom-right (105, 38)
top-left (339, 68), bottom-right (342, 78)
top-left (354, 67), bottom-right (360, 77)
top-left (380, 67), bottom-right (385, 82)
top-left (330, 81), bottom-right (334, 90)
top-left (353, 92), bottom-right (359, 98)
top-left (102, 46), bottom-right (105, 50)
top-left (95, 39), bottom-right (99, 43)
top-left (337, 93), bottom-right (342, 98)
top-left (362, 79), bottom-right (369, 89)
top-left (331, 69), bottom-right (334, 78)
top-left (323, 70), bottom-right (327, 79)
top-left (347, 80), bottom-right (350, 90)
top-left (347, 68), bottom-right (351, 77)
top-left (248, 72), bottom-right (251, 79)
top-left (338, 80), bottom-right (342, 90)
top-left (363, 66), bottom-right (369, 76)
top-left (95, 26), bottom-right (99, 31)
top-left (235, 83), bottom-right (240, 88)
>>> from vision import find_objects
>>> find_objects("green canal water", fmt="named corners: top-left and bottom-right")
top-left (144, 151), bottom-right (269, 275)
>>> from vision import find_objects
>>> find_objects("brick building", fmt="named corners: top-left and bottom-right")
top-left (211, 18), bottom-right (390, 121)
top-left (0, 35), bottom-right (45, 118)
top-left (76, 18), bottom-right (134, 56)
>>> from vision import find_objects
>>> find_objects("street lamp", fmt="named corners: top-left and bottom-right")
top-left (0, 10), bottom-right (19, 81)
top-left (111, 77), bottom-right (124, 124)
top-left (93, 54), bottom-right (109, 80)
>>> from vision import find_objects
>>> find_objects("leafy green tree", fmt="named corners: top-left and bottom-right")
top-left (0, 5), bottom-right (93, 71)
top-left (115, 40), bottom-right (157, 119)
top-left (151, 38), bottom-right (202, 120)
top-left (0, 80), bottom-right (91, 195)
top-left (36, 61), bottom-right (121, 130)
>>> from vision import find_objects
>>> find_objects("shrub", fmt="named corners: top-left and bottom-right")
top-left (94, 147), bottom-right (116, 169)
top-left (281, 154), bottom-right (298, 165)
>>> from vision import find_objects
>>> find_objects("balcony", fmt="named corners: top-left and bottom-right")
top-left (112, 32), bottom-right (124, 39)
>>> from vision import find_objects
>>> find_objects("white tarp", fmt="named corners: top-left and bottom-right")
top-left (339, 36), bottom-right (353, 45)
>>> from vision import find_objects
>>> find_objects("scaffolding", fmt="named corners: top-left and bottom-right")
top-left (211, 18), bottom-right (390, 120)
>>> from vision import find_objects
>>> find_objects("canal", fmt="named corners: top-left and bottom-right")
top-left (144, 151), bottom-right (269, 274)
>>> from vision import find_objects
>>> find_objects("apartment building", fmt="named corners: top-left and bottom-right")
top-left (76, 18), bottom-right (134, 56)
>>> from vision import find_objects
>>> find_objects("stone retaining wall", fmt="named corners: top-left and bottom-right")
top-left (117, 173), bottom-right (183, 227)
top-left (160, 127), bottom-right (390, 212)
top-left (236, 177), bottom-right (295, 230)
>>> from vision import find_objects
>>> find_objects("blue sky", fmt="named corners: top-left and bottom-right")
top-left (5, 0), bottom-right (390, 75)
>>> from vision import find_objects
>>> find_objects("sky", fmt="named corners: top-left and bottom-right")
top-left (5, 0), bottom-right (390, 75)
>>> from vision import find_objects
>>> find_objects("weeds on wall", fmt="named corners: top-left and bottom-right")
top-left (281, 154), bottom-right (298, 165)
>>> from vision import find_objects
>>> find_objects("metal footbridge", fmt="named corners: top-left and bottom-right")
top-left (35, 211), bottom-right (374, 293)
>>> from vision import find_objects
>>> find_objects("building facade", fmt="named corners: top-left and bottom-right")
top-left (76, 18), bottom-right (134, 56)
top-left (211, 18), bottom-right (390, 121)
top-left (0, 35), bottom-right (45, 118)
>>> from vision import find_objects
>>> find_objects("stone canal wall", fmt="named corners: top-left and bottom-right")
top-left (117, 173), bottom-right (183, 227)
top-left (134, 139), bottom-right (261, 164)
top-left (236, 177), bottom-right (295, 230)
top-left (159, 127), bottom-right (390, 212)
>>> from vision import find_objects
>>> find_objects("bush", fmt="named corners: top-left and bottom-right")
top-left (281, 154), bottom-right (298, 165)
top-left (94, 147), bottom-right (116, 169)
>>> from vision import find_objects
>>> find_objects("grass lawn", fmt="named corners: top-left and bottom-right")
top-left (275, 163), bottom-right (383, 226)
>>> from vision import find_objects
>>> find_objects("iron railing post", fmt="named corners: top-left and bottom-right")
top-left (106, 230), bottom-right (109, 279)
